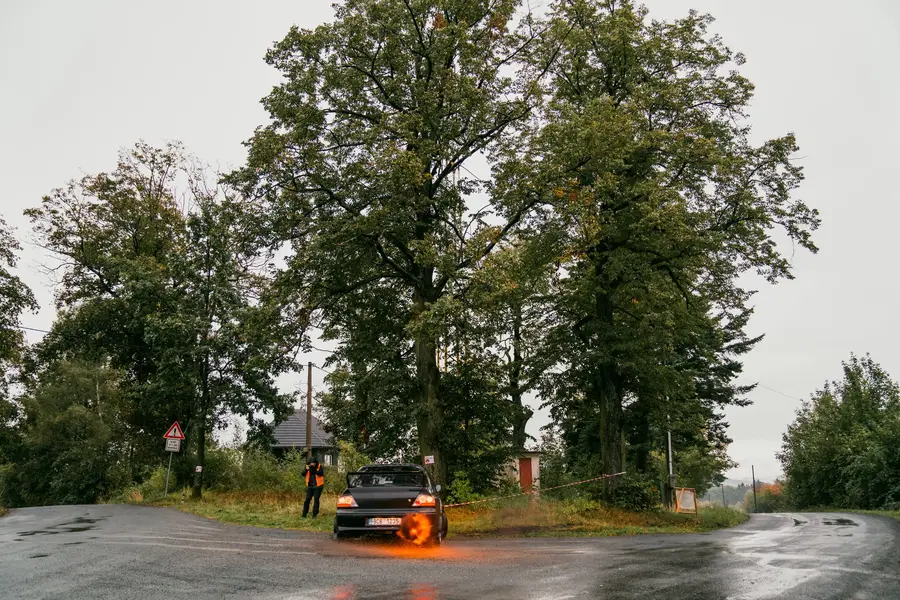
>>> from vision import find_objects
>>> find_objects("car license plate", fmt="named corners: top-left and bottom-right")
top-left (368, 517), bottom-right (402, 526)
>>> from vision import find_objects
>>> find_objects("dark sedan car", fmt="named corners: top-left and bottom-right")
top-left (333, 464), bottom-right (448, 545)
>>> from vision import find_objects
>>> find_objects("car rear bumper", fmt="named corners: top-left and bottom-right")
top-left (334, 507), bottom-right (442, 533)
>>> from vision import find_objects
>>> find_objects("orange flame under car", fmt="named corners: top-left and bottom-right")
top-left (397, 513), bottom-right (433, 545)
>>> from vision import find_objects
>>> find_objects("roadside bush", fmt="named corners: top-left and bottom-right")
top-left (744, 482), bottom-right (786, 513)
top-left (281, 450), bottom-right (308, 492)
top-left (495, 476), bottom-right (521, 497)
top-left (609, 475), bottom-right (660, 512)
top-left (203, 447), bottom-right (243, 490)
top-left (446, 471), bottom-right (484, 505)
top-left (336, 440), bottom-right (371, 473)
top-left (0, 464), bottom-right (19, 508)
top-left (236, 449), bottom-right (283, 491)
top-left (110, 466), bottom-right (169, 503)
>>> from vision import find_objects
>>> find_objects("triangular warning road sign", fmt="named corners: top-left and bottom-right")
top-left (163, 421), bottom-right (185, 440)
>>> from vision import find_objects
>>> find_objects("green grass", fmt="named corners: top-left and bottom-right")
top-left (153, 489), bottom-right (338, 533)
top-left (446, 497), bottom-right (747, 537)
top-left (153, 491), bottom-right (747, 538)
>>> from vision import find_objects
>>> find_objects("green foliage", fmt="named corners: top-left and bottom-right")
top-left (743, 482), bottom-right (786, 513)
top-left (445, 471), bottom-right (484, 505)
top-left (537, 427), bottom-right (580, 498)
top-left (698, 506), bottom-right (749, 530)
top-left (230, 0), bottom-right (550, 485)
top-left (2, 361), bottom-right (125, 507)
top-left (649, 446), bottom-right (735, 498)
top-left (0, 216), bottom-right (37, 466)
top-left (1, 1), bottom-right (825, 509)
top-left (24, 142), bottom-right (294, 501)
top-left (526, 0), bottom-right (818, 486)
top-left (609, 475), bottom-right (660, 512)
top-left (110, 466), bottom-right (169, 503)
top-left (779, 354), bottom-right (900, 510)
top-left (335, 440), bottom-right (371, 473)
top-left (321, 442), bottom-right (373, 495)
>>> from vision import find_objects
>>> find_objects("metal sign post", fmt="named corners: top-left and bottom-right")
top-left (163, 422), bottom-right (185, 498)
top-left (164, 450), bottom-right (174, 498)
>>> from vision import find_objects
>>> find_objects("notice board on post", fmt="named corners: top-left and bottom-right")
top-left (674, 487), bottom-right (698, 517)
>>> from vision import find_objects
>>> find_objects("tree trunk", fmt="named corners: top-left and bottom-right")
top-left (413, 289), bottom-right (446, 486)
top-left (509, 302), bottom-right (531, 450)
top-left (633, 411), bottom-right (651, 474)
top-left (191, 355), bottom-right (210, 500)
top-left (594, 289), bottom-right (625, 497)
top-left (595, 370), bottom-right (625, 495)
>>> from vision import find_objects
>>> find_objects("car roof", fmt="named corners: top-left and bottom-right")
top-left (357, 463), bottom-right (427, 473)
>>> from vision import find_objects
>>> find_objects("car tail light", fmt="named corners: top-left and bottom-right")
top-left (412, 493), bottom-right (436, 507)
top-left (337, 495), bottom-right (358, 508)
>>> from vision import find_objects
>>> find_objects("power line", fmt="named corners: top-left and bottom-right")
top-left (458, 164), bottom-right (488, 184)
top-left (17, 325), bottom-right (50, 334)
top-left (313, 364), bottom-right (333, 375)
top-left (739, 376), bottom-right (805, 402)
top-left (307, 345), bottom-right (334, 354)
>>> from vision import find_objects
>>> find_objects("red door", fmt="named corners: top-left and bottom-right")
top-left (519, 458), bottom-right (533, 493)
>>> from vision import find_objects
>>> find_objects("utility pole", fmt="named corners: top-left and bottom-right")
top-left (666, 413), bottom-right (675, 508)
top-left (721, 484), bottom-right (727, 507)
top-left (751, 465), bottom-right (758, 512)
top-left (306, 361), bottom-right (313, 459)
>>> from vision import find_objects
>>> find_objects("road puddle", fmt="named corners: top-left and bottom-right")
top-left (18, 515), bottom-right (103, 537)
top-left (823, 518), bottom-right (858, 526)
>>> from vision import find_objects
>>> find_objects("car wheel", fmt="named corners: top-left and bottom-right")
top-left (441, 514), bottom-right (448, 538)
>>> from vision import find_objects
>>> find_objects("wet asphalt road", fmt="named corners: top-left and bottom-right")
top-left (1, 505), bottom-right (899, 599)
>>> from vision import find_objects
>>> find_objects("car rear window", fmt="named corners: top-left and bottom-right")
top-left (348, 472), bottom-right (425, 488)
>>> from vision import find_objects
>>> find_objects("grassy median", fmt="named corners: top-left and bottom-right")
top-left (150, 490), bottom-right (747, 537)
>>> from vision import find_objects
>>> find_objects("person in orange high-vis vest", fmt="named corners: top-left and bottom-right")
top-left (302, 457), bottom-right (325, 518)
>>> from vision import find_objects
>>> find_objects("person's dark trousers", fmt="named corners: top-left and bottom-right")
top-left (303, 485), bottom-right (323, 517)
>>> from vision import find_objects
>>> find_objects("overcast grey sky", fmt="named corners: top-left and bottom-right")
top-left (2, 1), bottom-right (898, 482)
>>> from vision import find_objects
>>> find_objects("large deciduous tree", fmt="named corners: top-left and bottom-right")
top-left (232, 0), bottom-right (550, 484)
top-left (26, 142), bottom-right (293, 498)
top-left (521, 0), bottom-right (819, 485)
top-left (0, 216), bottom-right (37, 464)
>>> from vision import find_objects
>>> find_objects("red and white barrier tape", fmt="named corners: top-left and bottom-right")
top-left (443, 471), bottom-right (627, 508)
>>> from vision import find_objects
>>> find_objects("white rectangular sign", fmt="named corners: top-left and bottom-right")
top-left (165, 438), bottom-right (181, 452)
top-left (424, 455), bottom-right (435, 465)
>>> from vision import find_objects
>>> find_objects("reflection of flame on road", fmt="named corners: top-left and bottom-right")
top-left (331, 585), bottom-right (355, 600)
top-left (398, 513), bottom-right (432, 546)
top-left (408, 583), bottom-right (437, 599)
top-left (329, 583), bottom-right (437, 599)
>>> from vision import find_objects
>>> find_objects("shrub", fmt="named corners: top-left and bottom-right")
top-left (609, 475), bottom-right (660, 512)
top-left (744, 482), bottom-right (786, 513)
top-left (446, 471), bottom-right (484, 505)
top-left (203, 447), bottom-right (243, 490)
top-left (108, 465), bottom-right (169, 503)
